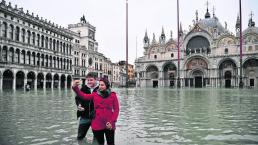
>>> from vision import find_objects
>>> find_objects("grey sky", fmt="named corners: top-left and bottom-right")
top-left (8, 0), bottom-right (258, 64)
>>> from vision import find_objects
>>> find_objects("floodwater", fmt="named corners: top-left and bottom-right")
top-left (0, 88), bottom-right (258, 145)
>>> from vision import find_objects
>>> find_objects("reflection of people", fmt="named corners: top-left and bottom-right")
top-left (73, 78), bottom-right (119, 145)
top-left (75, 72), bottom-right (99, 141)
top-left (25, 83), bottom-right (30, 91)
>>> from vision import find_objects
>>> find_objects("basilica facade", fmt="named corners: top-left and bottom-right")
top-left (135, 8), bottom-right (258, 88)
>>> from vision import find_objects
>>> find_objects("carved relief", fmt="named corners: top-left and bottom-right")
top-left (187, 58), bottom-right (208, 70)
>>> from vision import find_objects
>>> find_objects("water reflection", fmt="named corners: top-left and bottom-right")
top-left (0, 88), bottom-right (258, 145)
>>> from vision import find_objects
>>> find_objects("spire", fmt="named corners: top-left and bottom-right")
top-left (179, 22), bottom-right (183, 37)
top-left (195, 10), bottom-right (198, 22)
top-left (143, 29), bottom-right (149, 44)
top-left (170, 30), bottom-right (173, 39)
top-left (235, 14), bottom-right (240, 32)
top-left (205, 0), bottom-right (211, 18)
top-left (248, 11), bottom-right (255, 27)
top-left (152, 33), bottom-right (156, 44)
top-left (161, 27), bottom-right (165, 41)
top-left (212, 6), bottom-right (215, 17)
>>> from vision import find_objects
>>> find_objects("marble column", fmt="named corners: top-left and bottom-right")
top-left (13, 76), bottom-right (16, 90)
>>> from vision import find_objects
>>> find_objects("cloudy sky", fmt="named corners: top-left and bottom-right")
top-left (9, 0), bottom-right (258, 64)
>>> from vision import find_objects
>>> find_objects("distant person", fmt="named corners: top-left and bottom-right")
top-left (25, 83), bottom-right (30, 91)
top-left (75, 72), bottom-right (99, 141)
top-left (72, 78), bottom-right (120, 145)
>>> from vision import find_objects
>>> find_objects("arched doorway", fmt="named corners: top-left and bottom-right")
top-left (54, 74), bottom-right (59, 88)
top-left (16, 71), bottom-right (25, 89)
top-left (225, 71), bottom-right (232, 88)
top-left (46, 73), bottom-right (52, 89)
top-left (61, 74), bottom-right (66, 89)
top-left (3, 70), bottom-right (13, 90)
top-left (163, 62), bottom-right (177, 87)
top-left (186, 57), bottom-right (208, 87)
top-left (192, 70), bottom-right (204, 88)
top-left (243, 58), bottom-right (258, 88)
top-left (67, 75), bottom-right (72, 88)
top-left (219, 59), bottom-right (237, 87)
top-left (37, 73), bottom-right (44, 89)
top-left (146, 65), bottom-right (159, 88)
top-left (27, 71), bottom-right (35, 89)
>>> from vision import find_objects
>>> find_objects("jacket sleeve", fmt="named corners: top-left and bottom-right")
top-left (72, 86), bottom-right (94, 100)
top-left (111, 93), bottom-right (119, 123)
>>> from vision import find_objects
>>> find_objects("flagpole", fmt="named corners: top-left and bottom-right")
top-left (239, 0), bottom-right (244, 88)
top-left (177, 0), bottom-right (181, 88)
top-left (126, 0), bottom-right (129, 88)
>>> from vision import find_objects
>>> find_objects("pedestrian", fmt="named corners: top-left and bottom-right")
top-left (72, 78), bottom-right (119, 145)
top-left (75, 72), bottom-right (99, 141)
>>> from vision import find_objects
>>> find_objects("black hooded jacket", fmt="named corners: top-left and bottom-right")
top-left (75, 85), bottom-right (99, 119)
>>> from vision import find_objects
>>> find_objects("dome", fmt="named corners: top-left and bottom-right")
top-left (243, 26), bottom-right (258, 36)
top-left (198, 17), bottom-right (225, 33)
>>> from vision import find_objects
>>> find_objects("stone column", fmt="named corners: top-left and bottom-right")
top-left (188, 79), bottom-right (190, 88)
top-left (0, 76), bottom-right (2, 91)
top-left (13, 76), bottom-right (16, 91)
top-left (34, 77), bottom-right (37, 90)
top-left (58, 76), bottom-right (61, 89)
top-left (43, 75), bottom-right (46, 90)
top-left (64, 77), bottom-right (67, 89)
top-left (24, 76), bottom-right (27, 91)
top-left (51, 77), bottom-right (54, 90)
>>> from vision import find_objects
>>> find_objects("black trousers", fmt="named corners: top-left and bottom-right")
top-left (77, 119), bottom-right (92, 140)
top-left (92, 129), bottom-right (115, 145)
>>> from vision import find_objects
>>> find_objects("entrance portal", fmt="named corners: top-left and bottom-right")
top-left (195, 77), bottom-right (202, 88)
top-left (153, 80), bottom-right (158, 88)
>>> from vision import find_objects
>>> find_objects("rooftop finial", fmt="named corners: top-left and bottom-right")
top-left (212, 6), bottom-right (216, 17)
top-left (195, 10), bottom-right (198, 22)
top-left (205, 0), bottom-right (211, 18)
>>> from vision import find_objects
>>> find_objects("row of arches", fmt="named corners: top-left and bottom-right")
top-left (0, 45), bottom-right (72, 70)
top-left (141, 57), bottom-right (258, 88)
top-left (1, 21), bottom-right (72, 54)
top-left (1, 70), bottom-right (72, 90)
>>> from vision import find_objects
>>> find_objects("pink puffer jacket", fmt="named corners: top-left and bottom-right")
top-left (73, 86), bottom-right (119, 131)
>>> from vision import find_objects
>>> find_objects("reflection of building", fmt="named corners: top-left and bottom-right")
top-left (118, 60), bottom-right (135, 87)
top-left (0, 1), bottom-right (115, 90)
top-left (135, 7), bottom-right (258, 88)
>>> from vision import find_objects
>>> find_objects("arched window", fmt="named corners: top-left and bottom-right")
top-left (60, 42), bottom-right (63, 53)
top-left (9, 24), bottom-right (14, 40)
top-left (53, 39), bottom-right (56, 51)
top-left (21, 29), bottom-right (25, 43)
top-left (32, 32), bottom-right (35, 45)
top-left (171, 53), bottom-right (174, 58)
top-left (15, 26), bottom-right (20, 41)
top-left (49, 38), bottom-right (52, 50)
top-left (57, 40), bottom-right (59, 52)
top-left (2, 22), bottom-right (8, 38)
top-left (41, 35), bottom-right (44, 47)
top-left (37, 34), bottom-right (40, 46)
top-left (45, 37), bottom-right (48, 49)
top-left (154, 55), bottom-right (157, 59)
top-left (225, 48), bottom-right (228, 54)
top-left (27, 30), bottom-right (31, 44)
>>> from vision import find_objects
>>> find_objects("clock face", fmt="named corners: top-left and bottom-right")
top-left (88, 58), bottom-right (93, 66)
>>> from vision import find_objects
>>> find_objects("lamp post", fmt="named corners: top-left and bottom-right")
top-left (239, 0), bottom-right (244, 88)
top-left (177, 0), bottom-right (181, 88)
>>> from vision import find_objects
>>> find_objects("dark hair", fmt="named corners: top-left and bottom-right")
top-left (99, 77), bottom-right (110, 89)
top-left (86, 72), bottom-right (97, 79)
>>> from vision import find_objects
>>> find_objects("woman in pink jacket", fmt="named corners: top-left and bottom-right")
top-left (72, 78), bottom-right (119, 145)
